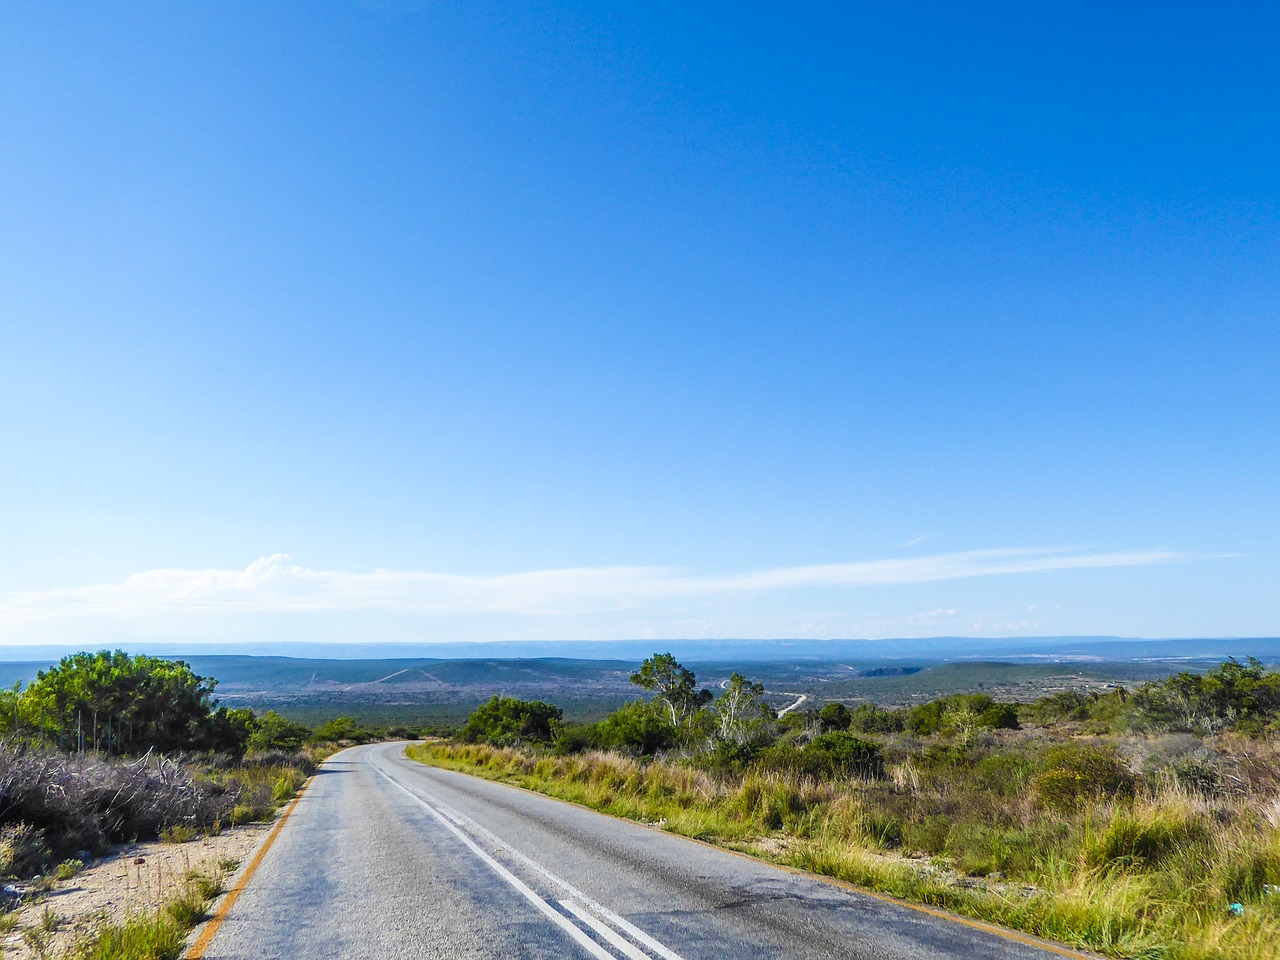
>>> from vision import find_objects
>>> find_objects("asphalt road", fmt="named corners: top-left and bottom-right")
top-left (198, 743), bottom-right (1085, 960)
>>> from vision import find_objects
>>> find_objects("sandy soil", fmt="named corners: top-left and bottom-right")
top-left (1, 823), bottom-right (271, 958)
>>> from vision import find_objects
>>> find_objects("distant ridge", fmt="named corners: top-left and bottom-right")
top-left (0, 636), bottom-right (1276, 664)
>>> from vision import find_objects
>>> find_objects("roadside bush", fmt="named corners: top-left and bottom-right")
top-left (596, 702), bottom-right (677, 756)
top-left (460, 696), bottom-right (562, 747)
top-left (246, 711), bottom-right (312, 752)
top-left (1034, 743), bottom-right (1136, 811)
top-left (0, 823), bottom-right (50, 878)
top-left (756, 732), bottom-right (884, 780)
top-left (0, 743), bottom-right (233, 854)
top-left (310, 716), bottom-right (370, 744)
top-left (552, 722), bottom-right (601, 756)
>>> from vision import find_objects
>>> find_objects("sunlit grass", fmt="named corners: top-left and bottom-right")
top-left (408, 741), bottom-right (1280, 960)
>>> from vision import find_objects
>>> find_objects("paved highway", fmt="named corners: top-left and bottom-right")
top-left (196, 743), bottom-right (1086, 960)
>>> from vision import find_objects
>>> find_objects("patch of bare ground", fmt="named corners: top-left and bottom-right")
top-left (2, 823), bottom-right (270, 958)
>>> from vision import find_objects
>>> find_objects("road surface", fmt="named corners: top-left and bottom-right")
top-left (197, 743), bottom-right (1085, 960)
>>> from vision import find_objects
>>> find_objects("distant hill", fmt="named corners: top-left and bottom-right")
top-left (0, 635), bottom-right (1276, 665)
top-left (0, 645), bottom-right (1255, 726)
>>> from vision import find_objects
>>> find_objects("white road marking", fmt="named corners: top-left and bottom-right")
top-left (384, 759), bottom-right (687, 960)
top-left (559, 901), bottom-right (652, 960)
top-left (374, 755), bottom-right (688, 960)
top-left (373, 767), bottom-right (615, 960)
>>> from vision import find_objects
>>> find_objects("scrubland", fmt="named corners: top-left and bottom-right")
top-left (410, 657), bottom-right (1280, 960)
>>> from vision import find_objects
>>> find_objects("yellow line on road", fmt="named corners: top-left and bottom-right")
top-left (184, 778), bottom-right (312, 959)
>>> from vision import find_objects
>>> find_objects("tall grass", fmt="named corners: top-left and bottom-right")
top-left (67, 869), bottom-right (226, 960)
top-left (408, 741), bottom-right (1280, 960)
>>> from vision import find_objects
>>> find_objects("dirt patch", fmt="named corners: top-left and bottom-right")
top-left (2, 823), bottom-right (270, 958)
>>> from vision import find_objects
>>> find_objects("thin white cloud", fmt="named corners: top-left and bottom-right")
top-left (0, 547), bottom-right (1191, 633)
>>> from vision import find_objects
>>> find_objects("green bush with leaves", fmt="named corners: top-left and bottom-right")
top-left (1034, 743), bottom-right (1136, 811)
top-left (246, 710), bottom-right (312, 752)
top-left (1133, 657), bottom-right (1280, 734)
top-left (2, 651), bottom-right (241, 754)
top-left (596, 701), bottom-right (677, 756)
top-left (460, 696), bottom-right (562, 746)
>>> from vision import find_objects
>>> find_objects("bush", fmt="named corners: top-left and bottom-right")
top-left (756, 732), bottom-right (884, 780)
top-left (0, 743), bottom-right (233, 854)
top-left (1132, 657), bottom-right (1280, 734)
top-left (460, 696), bottom-right (562, 747)
top-left (817, 703), bottom-right (850, 732)
top-left (552, 723), bottom-right (601, 755)
top-left (1034, 743), bottom-right (1136, 811)
top-left (596, 702), bottom-right (677, 756)
top-left (847, 704), bottom-right (906, 734)
top-left (54, 857), bottom-right (84, 880)
top-left (978, 703), bottom-right (1020, 730)
top-left (0, 823), bottom-right (50, 878)
top-left (310, 716), bottom-right (369, 743)
top-left (246, 711), bottom-right (312, 752)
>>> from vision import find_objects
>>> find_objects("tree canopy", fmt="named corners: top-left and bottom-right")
top-left (629, 653), bottom-right (712, 728)
top-left (460, 695), bottom-right (562, 746)
top-left (2, 651), bottom-right (237, 754)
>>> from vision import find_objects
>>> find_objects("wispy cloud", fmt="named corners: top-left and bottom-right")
top-left (0, 547), bottom-right (1191, 634)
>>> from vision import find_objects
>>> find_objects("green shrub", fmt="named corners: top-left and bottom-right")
top-left (846, 704), bottom-right (906, 734)
top-left (978, 703), bottom-right (1020, 730)
top-left (596, 702), bottom-right (677, 756)
top-left (460, 696), bottom-right (562, 746)
top-left (1035, 744), bottom-right (1135, 811)
top-left (54, 858), bottom-right (84, 880)
top-left (551, 722), bottom-right (601, 755)
top-left (817, 703), bottom-right (850, 731)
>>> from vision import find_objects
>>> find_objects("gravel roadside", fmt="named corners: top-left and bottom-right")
top-left (2, 823), bottom-right (272, 959)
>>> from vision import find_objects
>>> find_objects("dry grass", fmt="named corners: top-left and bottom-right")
top-left (409, 739), bottom-right (1280, 960)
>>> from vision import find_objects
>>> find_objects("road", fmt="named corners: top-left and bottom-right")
top-left (196, 743), bottom-right (1085, 960)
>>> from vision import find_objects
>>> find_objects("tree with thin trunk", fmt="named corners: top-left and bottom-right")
top-left (630, 653), bottom-right (709, 729)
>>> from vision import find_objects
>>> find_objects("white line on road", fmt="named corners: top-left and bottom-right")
top-left (559, 901), bottom-right (652, 960)
top-left (373, 767), bottom-right (615, 960)
top-left (379, 756), bottom-right (688, 960)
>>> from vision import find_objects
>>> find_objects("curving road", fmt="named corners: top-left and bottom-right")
top-left (196, 743), bottom-right (1087, 960)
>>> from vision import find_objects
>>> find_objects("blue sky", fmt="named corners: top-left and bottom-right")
top-left (1, 2), bottom-right (1276, 646)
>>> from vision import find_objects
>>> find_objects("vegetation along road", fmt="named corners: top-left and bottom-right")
top-left (197, 742), bottom-right (1084, 960)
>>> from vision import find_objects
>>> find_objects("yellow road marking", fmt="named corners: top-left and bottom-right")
top-left (184, 777), bottom-right (313, 959)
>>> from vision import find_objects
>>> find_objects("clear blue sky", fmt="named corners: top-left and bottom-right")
top-left (1, 2), bottom-right (1276, 646)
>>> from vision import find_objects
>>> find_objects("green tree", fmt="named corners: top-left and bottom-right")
top-left (18, 651), bottom-right (224, 753)
top-left (713, 673), bottom-right (767, 744)
top-left (312, 716), bottom-right (369, 743)
top-left (246, 710), bottom-right (312, 752)
top-left (629, 653), bottom-right (711, 729)
top-left (596, 701), bottom-right (677, 755)
top-left (817, 702), bottom-right (850, 732)
top-left (460, 696), bottom-right (562, 746)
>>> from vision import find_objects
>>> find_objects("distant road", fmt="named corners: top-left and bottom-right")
top-left (776, 693), bottom-right (809, 716)
top-left (198, 743), bottom-right (1086, 959)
